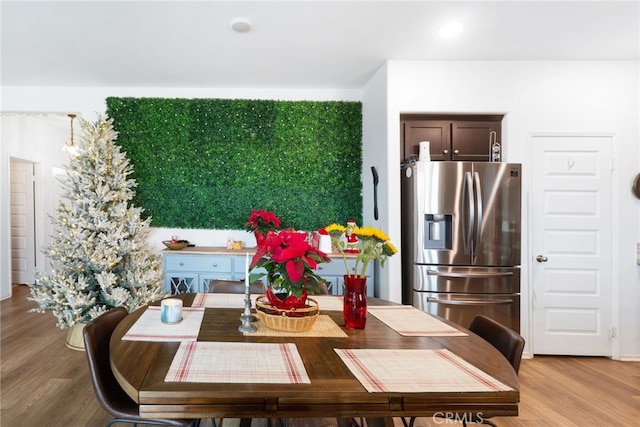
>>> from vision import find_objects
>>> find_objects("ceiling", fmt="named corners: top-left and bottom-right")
top-left (2, 1), bottom-right (639, 90)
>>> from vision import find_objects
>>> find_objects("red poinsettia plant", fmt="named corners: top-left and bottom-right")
top-left (250, 229), bottom-right (330, 309)
top-left (244, 209), bottom-right (282, 235)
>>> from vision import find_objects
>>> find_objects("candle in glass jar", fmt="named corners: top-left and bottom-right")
top-left (161, 298), bottom-right (183, 323)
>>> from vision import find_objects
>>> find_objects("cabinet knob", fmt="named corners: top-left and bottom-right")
top-left (212, 263), bottom-right (218, 267)
top-left (179, 262), bottom-right (184, 266)
top-left (454, 149), bottom-right (459, 154)
top-left (443, 149), bottom-right (449, 154)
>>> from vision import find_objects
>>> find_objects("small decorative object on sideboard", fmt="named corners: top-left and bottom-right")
top-left (326, 221), bottom-right (398, 329)
top-left (244, 209), bottom-right (282, 246)
top-left (162, 238), bottom-right (189, 250)
top-left (344, 219), bottom-right (359, 253)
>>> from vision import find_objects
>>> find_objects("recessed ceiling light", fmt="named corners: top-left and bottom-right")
top-left (230, 17), bottom-right (252, 33)
top-left (438, 22), bottom-right (464, 38)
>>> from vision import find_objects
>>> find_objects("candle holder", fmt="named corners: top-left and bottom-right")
top-left (238, 283), bottom-right (257, 334)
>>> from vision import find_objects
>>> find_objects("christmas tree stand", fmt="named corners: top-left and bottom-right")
top-left (65, 322), bottom-right (86, 351)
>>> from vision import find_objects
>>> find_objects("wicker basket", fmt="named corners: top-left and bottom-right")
top-left (255, 296), bottom-right (319, 332)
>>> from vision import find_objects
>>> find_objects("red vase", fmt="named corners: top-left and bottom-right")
top-left (343, 275), bottom-right (367, 329)
top-left (254, 232), bottom-right (266, 246)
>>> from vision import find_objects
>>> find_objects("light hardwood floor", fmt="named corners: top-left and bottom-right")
top-left (2, 284), bottom-right (639, 427)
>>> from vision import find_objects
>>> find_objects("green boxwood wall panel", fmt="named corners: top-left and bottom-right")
top-left (105, 97), bottom-right (362, 230)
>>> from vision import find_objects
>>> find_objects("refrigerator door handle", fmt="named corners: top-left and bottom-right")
top-left (462, 171), bottom-right (474, 254)
top-left (473, 171), bottom-right (483, 251)
top-left (427, 297), bottom-right (514, 306)
top-left (426, 270), bottom-right (513, 278)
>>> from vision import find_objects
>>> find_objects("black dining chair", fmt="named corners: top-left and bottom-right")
top-left (208, 279), bottom-right (265, 294)
top-left (83, 307), bottom-right (201, 427)
top-left (468, 315), bottom-right (525, 375)
top-left (401, 315), bottom-right (525, 427)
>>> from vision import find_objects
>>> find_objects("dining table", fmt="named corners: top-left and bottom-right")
top-left (110, 293), bottom-right (519, 425)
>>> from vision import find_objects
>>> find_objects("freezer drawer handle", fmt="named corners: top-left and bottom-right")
top-left (427, 297), bottom-right (514, 306)
top-left (426, 270), bottom-right (513, 278)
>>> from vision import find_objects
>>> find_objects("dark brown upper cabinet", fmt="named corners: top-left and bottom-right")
top-left (401, 114), bottom-right (503, 162)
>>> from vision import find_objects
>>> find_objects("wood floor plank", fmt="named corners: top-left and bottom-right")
top-left (2, 285), bottom-right (639, 427)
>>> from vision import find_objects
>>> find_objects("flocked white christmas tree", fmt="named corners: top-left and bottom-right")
top-left (29, 114), bottom-right (166, 329)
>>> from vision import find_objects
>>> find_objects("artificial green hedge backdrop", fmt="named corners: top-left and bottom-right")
top-left (106, 97), bottom-right (363, 231)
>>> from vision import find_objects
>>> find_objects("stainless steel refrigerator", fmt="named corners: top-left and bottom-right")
top-left (401, 161), bottom-right (522, 332)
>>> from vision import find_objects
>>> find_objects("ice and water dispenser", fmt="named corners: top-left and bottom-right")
top-left (424, 214), bottom-right (453, 249)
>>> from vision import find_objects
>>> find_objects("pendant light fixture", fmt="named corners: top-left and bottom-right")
top-left (63, 113), bottom-right (79, 155)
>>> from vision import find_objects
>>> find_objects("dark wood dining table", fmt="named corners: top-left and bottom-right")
top-left (110, 294), bottom-right (519, 423)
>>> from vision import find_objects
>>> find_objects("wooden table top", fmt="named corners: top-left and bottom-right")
top-left (110, 294), bottom-right (519, 420)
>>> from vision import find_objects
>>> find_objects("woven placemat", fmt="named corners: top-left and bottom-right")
top-left (245, 314), bottom-right (347, 337)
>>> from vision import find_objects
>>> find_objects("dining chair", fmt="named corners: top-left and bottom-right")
top-left (208, 279), bottom-right (265, 294)
top-left (208, 279), bottom-right (330, 296)
top-left (468, 315), bottom-right (525, 375)
top-left (83, 307), bottom-right (202, 427)
top-left (401, 315), bottom-right (525, 427)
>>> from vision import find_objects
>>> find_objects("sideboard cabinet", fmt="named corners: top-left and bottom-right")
top-left (162, 247), bottom-right (374, 297)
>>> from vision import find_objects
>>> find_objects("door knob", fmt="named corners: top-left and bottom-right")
top-left (536, 255), bottom-right (548, 263)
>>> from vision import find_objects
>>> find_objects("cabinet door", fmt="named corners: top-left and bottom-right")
top-left (323, 276), bottom-right (340, 296)
top-left (165, 273), bottom-right (199, 294)
top-left (402, 120), bottom-right (450, 162)
top-left (451, 121), bottom-right (500, 161)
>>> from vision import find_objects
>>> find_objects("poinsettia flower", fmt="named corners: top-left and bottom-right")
top-left (249, 225), bottom-right (330, 298)
top-left (244, 210), bottom-right (282, 234)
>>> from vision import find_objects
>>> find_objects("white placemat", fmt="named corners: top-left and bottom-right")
top-left (165, 342), bottom-right (311, 384)
top-left (122, 306), bottom-right (204, 341)
top-left (335, 348), bottom-right (513, 393)
top-left (368, 305), bottom-right (468, 336)
top-left (191, 293), bottom-right (257, 308)
top-left (311, 295), bottom-right (345, 311)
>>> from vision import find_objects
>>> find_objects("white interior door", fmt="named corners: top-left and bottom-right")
top-left (10, 159), bottom-right (36, 284)
top-left (531, 135), bottom-right (613, 356)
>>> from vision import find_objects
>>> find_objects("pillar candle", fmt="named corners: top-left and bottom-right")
top-left (245, 252), bottom-right (250, 289)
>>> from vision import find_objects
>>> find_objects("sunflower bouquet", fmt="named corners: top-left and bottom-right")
top-left (322, 222), bottom-right (397, 278)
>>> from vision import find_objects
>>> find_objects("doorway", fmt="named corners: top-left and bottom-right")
top-left (531, 134), bottom-right (613, 356)
top-left (10, 158), bottom-right (37, 285)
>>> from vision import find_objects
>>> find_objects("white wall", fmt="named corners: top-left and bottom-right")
top-left (1, 113), bottom-right (69, 299)
top-left (362, 65), bottom-right (402, 302)
top-left (361, 59), bottom-right (639, 360)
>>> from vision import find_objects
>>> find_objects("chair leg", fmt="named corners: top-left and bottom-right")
top-left (401, 417), bottom-right (416, 427)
